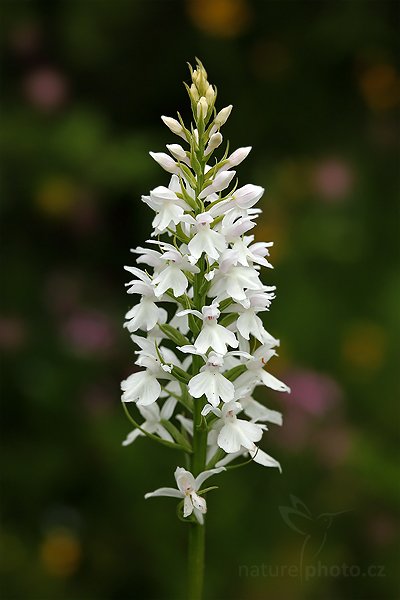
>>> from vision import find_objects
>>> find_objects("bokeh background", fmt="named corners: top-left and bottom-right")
top-left (1, 1), bottom-right (399, 599)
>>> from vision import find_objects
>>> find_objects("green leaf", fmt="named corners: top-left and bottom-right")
top-left (197, 486), bottom-right (219, 496)
top-left (219, 298), bottom-right (234, 311)
top-left (160, 420), bottom-right (192, 453)
top-left (224, 364), bottom-right (247, 382)
top-left (159, 324), bottom-right (190, 347)
top-left (219, 313), bottom-right (237, 328)
top-left (121, 403), bottom-right (185, 452)
top-left (205, 448), bottom-right (226, 470)
top-left (171, 365), bottom-right (191, 384)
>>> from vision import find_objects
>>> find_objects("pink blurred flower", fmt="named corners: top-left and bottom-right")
top-left (82, 383), bottom-right (115, 415)
top-left (62, 311), bottom-right (116, 355)
top-left (312, 425), bottom-right (352, 467)
top-left (45, 274), bottom-right (81, 315)
top-left (367, 513), bottom-right (398, 547)
top-left (283, 369), bottom-right (343, 415)
top-left (9, 22), bottom-right (41, 56)
top-left (312, 158), bottom-right (354, 201)
top-left (270, 369), bottom-right (344, 452)
top-left (0, 317), bottom-right (27, 350)
top-left (24, 67), bottom-right (68, 111)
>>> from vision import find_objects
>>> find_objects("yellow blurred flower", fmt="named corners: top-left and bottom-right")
top-left (359, 64), bottom-right (400, 111)
top-left (35, 177), bottom-right (78, 217)
top-left (342, 322), bottom-right (387, 371)
top-left (40, 529), bottom-right (81, 577)
top-left (187, 0), bottom-right (252, 38)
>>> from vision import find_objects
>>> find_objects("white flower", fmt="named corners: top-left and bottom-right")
top-left (122, 60), bottom-right (290, 516)
top-left (121, 355), bottom-right (172, 407)
top-left (234, 346), bottom-right (290, 395)
top-left (153, 248), bottom-right (200, 298)
top-left (183, 303), bottom-right (238, 355)
top-left (142, 184), bottom-right (191, 234)
top-left (215, 446), bottom-right (281, 471)
top-left (187, 213), bottom-right (227, 261)
top-left (240, 396), bottom-right (283, 425)
top-left (124, 297), bottom-right (167, 333)
top-left (130, 246), bottom-right (164, 270)
top-left (145, 466), bottom-right (225, 524)
top-left (122, 397), bottom-right (177, 445)
top-left (208, 264), bottom-right (263, 303)
top-left (209, 401), bottom-right (265, 453)
top-left (188, 352), bottom-right (234, 407)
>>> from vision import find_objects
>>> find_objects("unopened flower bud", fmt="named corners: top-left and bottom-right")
top-left (205, 84), bottom-right (215, 105)
top-left (161, 116), bottom-right (186, 140)
top-left (190, 83), bottom-right (199, 102)
top-left (219, 146), bottom-right (252, 171)
top-left (197, 96), bottom-right (208, 120)
top-left (199, 169), bottom-right (236, 199)
top-left (166, 144), bottom-right (188, 163)
top-left (204, 132), bottom-right (223, 156)
top-left (233, 184), bottom-right (264, 208)
top-left (149, 151), bottom-right (178, 174)
top-left (215, 105), bottom-right (233, 127)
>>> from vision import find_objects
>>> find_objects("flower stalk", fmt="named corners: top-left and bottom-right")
top-left (121, 59), bottom-right (290, 600)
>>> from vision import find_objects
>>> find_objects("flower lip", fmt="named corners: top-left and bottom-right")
top-left (196, 212), bottom-right (214, 227)
top-left (202, 303), bottom-right (220, 321)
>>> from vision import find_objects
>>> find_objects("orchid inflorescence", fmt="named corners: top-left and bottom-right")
top-left (121, 59), bottom-right (290, 527)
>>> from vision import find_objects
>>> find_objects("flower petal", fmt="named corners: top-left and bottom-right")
top-left (194, 466), bottom-right (226, 489)
top-left (144, 487), bottom-right (183, 499)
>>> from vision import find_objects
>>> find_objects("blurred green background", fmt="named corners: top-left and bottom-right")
top-left (1, 1), bottom-right (399, 599)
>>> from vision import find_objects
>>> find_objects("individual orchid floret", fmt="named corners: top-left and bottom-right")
top-left (179, 303), bottom-right (238, 355)
top-left (121, 354), bottom-right (172, 407)
top-left (187, 213), bottom-right (227, 261)
top-left (239, 396), bottom-right (283, 426)
top-left (145, 466), bottom-right (226, 524)
top-left (124, 296), bottom-right (167, 333)
top-left (215, 445), bottom-right (281, 471)
top-left (153, 248), bottom-right (200, 298)
top-left (208, 263), bottom-right (263, 303)
top-left (130, 246), bottom-right (164, 270)
top-left (206, 401), bottom-right (266, 454)
top-left (188, 352), bottom-right (234, 407)
top-left (122, 397), bottom-right (177, 446)
top-left (142, 185), bottom-right (192, 234)
top-left (234, 346), bottom-right (291, 395)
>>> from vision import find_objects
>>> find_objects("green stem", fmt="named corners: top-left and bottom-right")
top-left (187, 117), bottom-right (208, 600)
top-left (188, 521), bottom-right (205, 600)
